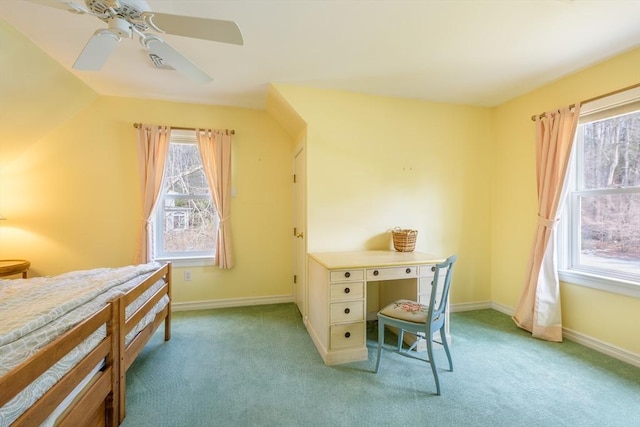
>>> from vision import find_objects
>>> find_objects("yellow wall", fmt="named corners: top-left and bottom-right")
top-left (271, 85), bottom-right (493, 305)
top-left (491, 48), bottom-right (640, 353)
top-left (0, 19), bottom-right (295, 304)
top-left (1, 15), bottom-right (638, 355)
top-left (265, 85), bottom-right (307, 142)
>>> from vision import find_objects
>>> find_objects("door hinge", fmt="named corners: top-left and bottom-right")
top-left (293, 227), bottom-right (297, 236)
top-left (294, 275), bottom-right (297, 284)
top-left (293, 174), bottom-right (297, 183)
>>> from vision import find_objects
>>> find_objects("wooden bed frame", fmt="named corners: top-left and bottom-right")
top-left (117, 262), bottom-right (172, 423)
top-left (0, 262), bottom-right (172, 427)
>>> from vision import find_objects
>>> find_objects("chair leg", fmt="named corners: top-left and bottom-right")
top-left (375, 318), bottom-right (385, 373)
top-left (397, 329), bottom-right (405, 351)
top-left (426, 338), bottom-right (441, 396)
top-left (440, 327), bottom-right (453, 371)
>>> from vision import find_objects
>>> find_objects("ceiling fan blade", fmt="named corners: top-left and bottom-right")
top-left (24, 0), bottom-right (89, 14)
top-left (145, 36), bottom-right (213, 84)
top-left (142, 12), bottom-right (244, 45)
top-left (73, 30), bottom-right (120, 71)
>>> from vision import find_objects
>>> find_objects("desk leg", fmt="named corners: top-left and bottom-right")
top-left (22, 271), bottom-right (27, 279)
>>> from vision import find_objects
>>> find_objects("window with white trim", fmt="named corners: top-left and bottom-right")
top-left (152, 130), bottom-right (218, 261)
top-left (558, 88), bottom-right (640, 297)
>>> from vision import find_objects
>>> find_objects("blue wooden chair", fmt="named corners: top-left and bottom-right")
top-left (375, 255), bottom-right (457, 395)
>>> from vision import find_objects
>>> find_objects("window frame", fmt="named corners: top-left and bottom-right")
top-left (557, 87), bottom-right (640, 298)
top-left (152, 130), bottom-right (217, 266)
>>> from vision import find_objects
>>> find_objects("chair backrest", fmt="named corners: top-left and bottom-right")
top-left (427, 255), bottom-right (457, 333)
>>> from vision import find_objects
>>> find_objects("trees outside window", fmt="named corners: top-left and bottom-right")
top-left (560, 96), bottom-right (640, 292)
top-left (153, 132), bottom-right (218, 260)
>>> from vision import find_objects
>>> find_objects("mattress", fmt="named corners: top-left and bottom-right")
top-left (0, 262), bottom-right (168, 426)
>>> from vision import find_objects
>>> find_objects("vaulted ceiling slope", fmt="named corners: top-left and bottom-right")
top-left (1, 0), bottom-right (638, 110)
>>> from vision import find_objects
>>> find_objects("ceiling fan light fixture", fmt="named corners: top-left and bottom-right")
top-left (107, 16), bottom-right (132, 38)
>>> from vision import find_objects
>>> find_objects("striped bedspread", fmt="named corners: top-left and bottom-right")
top-left (0, 262), bottom-right (167, 426)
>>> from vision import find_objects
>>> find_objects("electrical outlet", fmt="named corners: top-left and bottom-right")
top-left (184, 270), bottom-right (192, 281)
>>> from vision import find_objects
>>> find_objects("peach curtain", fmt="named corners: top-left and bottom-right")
top-left (512, 104), bottom-right (581, 342)
top-left (196, 129), bottom-right (234, 269)
top-left (135, 125), bottom-right (171, 263)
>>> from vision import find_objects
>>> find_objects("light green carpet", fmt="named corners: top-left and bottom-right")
top-left (122, 304), bottom-right (640, 427)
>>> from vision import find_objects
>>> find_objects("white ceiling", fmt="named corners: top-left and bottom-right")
top-left (1, 0), bottom-right (639, 110)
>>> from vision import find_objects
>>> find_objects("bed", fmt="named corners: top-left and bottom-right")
top-left (0, 262), bottom-right (172, 426)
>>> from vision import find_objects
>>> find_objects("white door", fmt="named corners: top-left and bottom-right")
top-left (293, 143), bottom-right (306, 320)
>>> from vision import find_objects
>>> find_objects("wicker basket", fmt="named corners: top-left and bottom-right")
top-left (392, 228), bottom-right (417, 252)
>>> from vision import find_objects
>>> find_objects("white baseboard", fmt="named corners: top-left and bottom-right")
top-left (482, 302), bottom-right (640, 368)
top-left (563, 327), bottom-right (640, 367)
top-left (490, 301), bottom-right (515, 316)
top-left (172, 294), bottom-right (294, 312)
top-left (450, 301), bottom-right (492, 312)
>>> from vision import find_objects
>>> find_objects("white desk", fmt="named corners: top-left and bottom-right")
top-left (307, 250), bottom-right (445, 365)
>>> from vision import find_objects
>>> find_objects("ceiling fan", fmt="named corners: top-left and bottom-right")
top-left (25, 0), bottom-right (244, 83)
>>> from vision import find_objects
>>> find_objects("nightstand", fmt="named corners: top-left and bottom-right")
top-left (0, 259), bottom-right (31, 278)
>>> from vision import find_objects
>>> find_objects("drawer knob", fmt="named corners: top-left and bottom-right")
top-left (345, 332), bottom-right (351, 338)
top-left (373, 270), bottom-right (379, 276)
top-left (405, 268), bottom-right (411, 274)
top-left (344, 287), bottom-right (351, 294)
top-left (431, 266), bottom-right (436, 272)
top-left (344, 308), bottom-right (350, 314)
top-left (344, 271), bottom-right (351, 278)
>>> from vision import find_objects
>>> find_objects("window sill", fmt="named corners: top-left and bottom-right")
top-left (558, 270), bottom-right (640, 298)
top-left (154, 257), bottom-right (215, 268)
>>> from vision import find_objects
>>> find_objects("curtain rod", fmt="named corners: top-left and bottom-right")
top-left (530, 82), bottom-right (640, 121)
top-left (133, 123), bottom-right (235, 134)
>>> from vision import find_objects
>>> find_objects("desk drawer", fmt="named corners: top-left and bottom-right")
top-left (330, 282), bottom-right (364, 301)
top-left (330, 269), bottom-right (364, 282)
top-left (366, 266), bottom-right (417, 281)
top-left (418, 264), bottom-right (437, 276)
top-left (330, 301), bottom-right (364, 323)
top-left (330, 322), bottom-right (365, 349)
top-left (419, 283), bottom-right (445, 310)
top-left (418, 273), bottom-right (447, 294)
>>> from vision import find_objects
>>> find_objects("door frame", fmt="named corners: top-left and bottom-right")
top-left (293, 138), bottom-right (307, 322)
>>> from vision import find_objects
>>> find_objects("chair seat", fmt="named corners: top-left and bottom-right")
top-left (379, 299), bottom-right (429, 324)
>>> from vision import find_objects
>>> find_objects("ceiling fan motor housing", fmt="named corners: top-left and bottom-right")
top-left (85, 0), bottom-right (150, 32)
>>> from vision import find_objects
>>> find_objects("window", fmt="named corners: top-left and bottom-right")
top-left (558, 88), bottom-right (640, 297)
top-left (152, 130), bottom-right (218, 261)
